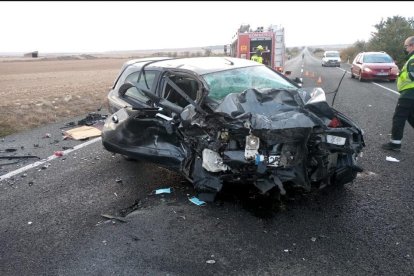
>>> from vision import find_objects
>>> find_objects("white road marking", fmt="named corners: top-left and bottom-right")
top-left (337, 68), bottom-right (399, 95)
top-left (371, 82), bottom-right (400, 95)
top-left (0, 137), bottom-right (102, 181)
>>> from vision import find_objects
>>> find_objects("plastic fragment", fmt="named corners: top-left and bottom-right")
top-left (155, 188), bottom-right (172, 194)
top-left (189, 197), bottom-right (206, 206)
top-left (386, 156), bottom-right (400, 162)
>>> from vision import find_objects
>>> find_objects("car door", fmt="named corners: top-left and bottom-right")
top-left (104, 69), bottom-right (204, 170)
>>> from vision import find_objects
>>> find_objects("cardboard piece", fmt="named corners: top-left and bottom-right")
top-left (64, 126), bottom-right (101, 140)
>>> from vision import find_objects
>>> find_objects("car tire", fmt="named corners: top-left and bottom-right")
top-left (351, 72), bottom-right (355, 78)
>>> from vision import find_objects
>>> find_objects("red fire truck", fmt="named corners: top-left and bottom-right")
top-left (230, 25), bottom-right (286, 72)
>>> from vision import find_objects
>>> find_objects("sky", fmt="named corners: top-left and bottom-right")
top-left (1, 1), bottom-right (413, 53)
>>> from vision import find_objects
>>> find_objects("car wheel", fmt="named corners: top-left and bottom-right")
top-left (351, 71), bottom-right (355, 78)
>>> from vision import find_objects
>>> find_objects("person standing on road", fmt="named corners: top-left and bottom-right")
top-left (382, 36), bottom-right (414, 151)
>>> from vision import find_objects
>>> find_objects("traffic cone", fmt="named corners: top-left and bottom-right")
top-left (317, 76), bottom-right (322, 85)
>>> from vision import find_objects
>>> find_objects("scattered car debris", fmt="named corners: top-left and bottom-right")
top-left (78, 112), bottom-right (108, 126)
top-left (311, 237), bottom-right (317, 242)
top-left (0, 155), bottom-right (40, 159)
top-left (189, 197), bottom-right (206, 206)
top-left (154, 188), bottom-right (172, 194)
top-left (64, 125), bottom-right (101, 140)
top-left (0, 148), bottom-right (17, 153)
top-left (115, 178), bottom-right (123, 183)
top-left (54, 151), bottom-right (64, 157)
top-left (206, 260), bottom-right (216, 264)
top-left (101, 214), bottom-right (128, 223)
top-left (43, 133), bottom-right (51, 138)
top-left (386, 156), bottom-right (400, 162)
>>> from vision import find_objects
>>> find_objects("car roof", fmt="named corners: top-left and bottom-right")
top-left (122, 57), bottom-right (262, 75)
top-left (359, 51), bottom-right (389, 56)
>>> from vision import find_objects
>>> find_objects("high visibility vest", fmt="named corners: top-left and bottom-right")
top-left (397, 54), bottom-right (414, 92)
top-left (251, 55), bottom-right (263, 64)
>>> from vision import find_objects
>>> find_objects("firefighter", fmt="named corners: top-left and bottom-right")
top-left (251, 45), bottom-right (264, 64)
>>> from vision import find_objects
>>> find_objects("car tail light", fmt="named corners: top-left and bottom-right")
top-left (328, 117), bottom-right (342, 128)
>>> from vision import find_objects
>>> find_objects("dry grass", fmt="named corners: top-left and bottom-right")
top-left (0, 58), bottom-right (130, 137)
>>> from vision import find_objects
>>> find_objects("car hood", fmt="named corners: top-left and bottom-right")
top-left (211, 88), bottom-right (317, 129)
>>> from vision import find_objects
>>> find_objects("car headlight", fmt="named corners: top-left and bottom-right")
top-left (363, 67), bottom-right (372, 72)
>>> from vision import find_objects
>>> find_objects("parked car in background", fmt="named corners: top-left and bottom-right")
top-left (322, 51), bottom-right (341, 67)
top-left (102, 57), bottom-right (365, 201)
top-left (351, 52), bottom-right (399, 82)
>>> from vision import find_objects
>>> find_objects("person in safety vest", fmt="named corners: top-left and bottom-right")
top-left (251, 45), bottom-right (264, 64)
top-left (382, 36), bottom-right (414, 151)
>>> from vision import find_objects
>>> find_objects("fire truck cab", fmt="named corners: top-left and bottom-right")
top-left (230, 25), bottom-right (285, 72)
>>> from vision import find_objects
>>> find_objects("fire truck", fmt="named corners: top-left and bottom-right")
top-left (230, 25), bottom-right (286, 72)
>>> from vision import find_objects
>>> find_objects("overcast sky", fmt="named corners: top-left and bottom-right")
top-left (1, 1), bottom-right (413, 53)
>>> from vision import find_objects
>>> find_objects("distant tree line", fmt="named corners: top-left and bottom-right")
top-left (341, 16), bottom-right (414, 68)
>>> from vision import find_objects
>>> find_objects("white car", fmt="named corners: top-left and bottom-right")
top-left (322, 51), bottom-right (341, 67)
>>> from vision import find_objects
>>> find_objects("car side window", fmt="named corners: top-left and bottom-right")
top-left (123, 71), bottom-right (158, 102)
top-left (162, 76), bottom-right (199, 108)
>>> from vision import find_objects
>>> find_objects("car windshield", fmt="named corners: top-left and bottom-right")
top-left (363, 54), bottom-right (393, 63)
top-left (326, 52), bottom-right (339, 57)
top-left (202, 65), bottom-right (297, 100)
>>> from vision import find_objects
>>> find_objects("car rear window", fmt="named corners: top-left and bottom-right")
top-left (363, 54), bottom-right (393, 63)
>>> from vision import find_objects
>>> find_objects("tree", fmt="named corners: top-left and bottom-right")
top-left (368, 16), bottom-right (414, 68)
top-left (341, 40), bottom-right (367, 63)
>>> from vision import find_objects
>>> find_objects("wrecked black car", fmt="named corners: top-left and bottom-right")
top-left (102, 57), bottom-right (365, 200)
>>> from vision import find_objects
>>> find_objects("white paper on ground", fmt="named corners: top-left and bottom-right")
top-left (386, 156), bottom-right (400, 162)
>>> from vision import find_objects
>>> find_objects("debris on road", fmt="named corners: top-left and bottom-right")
top-left (386, 156), bottom-right (400, 162)
top-left (311, 237), bottom-right (317, 242)
top-left (189, 197), bottom-right (206, 206)
top-left (206, 260), bottom-right (216, 264)
top-left (78, 112), bottom-right (108, 127)
top-left (54, 151), bottom-right (64, 157)
top-left (0, 155), bottom-right (40, 159)
top-left (154, 188), bottom-right (172, 194)
top-left (101, 214), bottom-right (128, 223)
top-left (63, 125), bottom-right (101, 140)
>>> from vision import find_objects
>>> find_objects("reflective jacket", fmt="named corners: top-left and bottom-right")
top-left (397, 52), bottom-right (414, 99)
top-left (251, 54), bottom-right (263, 64)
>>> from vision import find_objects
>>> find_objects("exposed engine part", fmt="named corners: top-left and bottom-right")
top-left (202, 149), bottom-right (229, 172)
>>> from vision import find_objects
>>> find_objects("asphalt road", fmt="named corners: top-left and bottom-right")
top-left (1, 51), bottom-right (413, 276)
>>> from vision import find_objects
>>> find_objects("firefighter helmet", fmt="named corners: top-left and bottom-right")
top-left (256, 45), bottom-right (264, 51)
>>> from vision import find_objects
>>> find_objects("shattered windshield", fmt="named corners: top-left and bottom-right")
top-left (202, 66), bottom-right (297, 100)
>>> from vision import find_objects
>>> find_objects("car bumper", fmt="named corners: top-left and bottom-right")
top-left (361, 72), bottom-right (397, 81)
